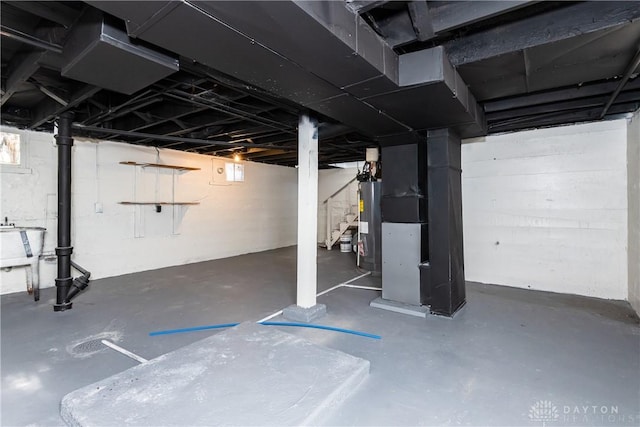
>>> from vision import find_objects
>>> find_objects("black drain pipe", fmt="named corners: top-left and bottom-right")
top-left (53, 112), bottom-right (91, 311)
top-left (65, 260), bottom-right (91, 303)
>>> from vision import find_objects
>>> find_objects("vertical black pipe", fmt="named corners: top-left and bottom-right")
top-left (54, 112), bottom-right (74, 311)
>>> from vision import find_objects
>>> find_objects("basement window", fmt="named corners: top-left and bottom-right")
top-left (225, 162), bottom-right (244, 182)
top-left (0, 132), bottom-right (21, 165)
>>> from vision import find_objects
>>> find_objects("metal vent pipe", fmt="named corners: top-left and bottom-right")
top-left (53, 112), bottom-right (91, 311)
top-left (53, 112), bottom-right (74, 311)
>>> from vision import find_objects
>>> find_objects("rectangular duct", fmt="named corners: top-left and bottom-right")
top-left (425, 129), bottom-right (465, 315)
top-left (381, 143), bottom-right (428, 223)
top-left (62, 9), bottom-right (178, 95)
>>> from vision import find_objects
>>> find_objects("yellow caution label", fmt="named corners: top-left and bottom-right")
top-left (359, 199), bottom-right (364, 212)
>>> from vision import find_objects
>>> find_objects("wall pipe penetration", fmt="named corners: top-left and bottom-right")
top-left (53, 112), bottom-right (91, 311)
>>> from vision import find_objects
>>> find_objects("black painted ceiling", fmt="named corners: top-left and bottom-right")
top-left (1, 1), bottom-right (639, 167)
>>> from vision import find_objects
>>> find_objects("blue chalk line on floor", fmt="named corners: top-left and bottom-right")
top-left (149, 321), bottom-right (382, 340)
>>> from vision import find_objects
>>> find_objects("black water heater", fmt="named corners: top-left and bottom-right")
top-left (358, 181), bottom-right (382, 275)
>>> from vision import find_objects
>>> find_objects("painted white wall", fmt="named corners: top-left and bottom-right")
top-left (317, 167), bottom-right (358, 243)
top-left (627, 110), bottom-right (640, 314)
top-left (0, 127), bottom-right (297, 295)
top-left (462, 119), bottom-right (628, 299)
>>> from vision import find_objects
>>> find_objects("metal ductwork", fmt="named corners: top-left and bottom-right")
top-left (84, 0), bottom-right (481, 317)
top-left (62, 8), bottom-right (179, 95)
top-left (87, 1), bottom-right (485, 138)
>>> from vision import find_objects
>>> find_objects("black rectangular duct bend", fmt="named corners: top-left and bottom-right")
top-left (54, 112), bottom-right (91, 312)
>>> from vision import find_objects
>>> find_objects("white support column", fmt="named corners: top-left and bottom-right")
top-left (296, 114), bottom-right (318, 308)
top-left (326, 196), bottom-right (332, 250)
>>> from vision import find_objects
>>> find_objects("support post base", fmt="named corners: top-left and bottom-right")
top-left (370, 297), bottom-right (428, 318)
top-left (282, 304), bottom-right (327, 323)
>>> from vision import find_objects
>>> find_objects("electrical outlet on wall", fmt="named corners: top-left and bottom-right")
top-left (94, 202), bottom-right (103, 213)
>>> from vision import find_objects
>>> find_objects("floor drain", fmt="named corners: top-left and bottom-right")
top-left (66, 331), bottom-right (122, 358)
top-left (72, 339), bottom-right (105, 354)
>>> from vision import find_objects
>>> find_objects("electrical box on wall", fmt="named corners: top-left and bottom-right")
top-left (210, 159), bottom-right (226, 185)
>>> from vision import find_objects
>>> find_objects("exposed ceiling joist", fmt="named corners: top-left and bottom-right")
top-left (73, 124), bottom-right (296, 151)
top-left (142, 122), bottom-right (270, 147)
top-left (346, 0), bottom-right (389, 14)
top-left (375, 9), bottom-right (417, 47)
top-left (0, 25), bottom-right (63, 53)
top-left (445, 1), bottom-right (640, 66)
top-left (183, 134), bottom-right (283, 153)
top-left (487, 90), bottom-right (640, 122)
top-left (489, 101), bottom-right (640, 133)
top-left (430, 0), bottom-right (537, 34)
top-left (98, 97), bottom-right (165, 123)
top-left (107, 105), bottom-right (211, 135)
top-left (37, 84), bottom-right (68, 106)
top-left (164, 91), bottom-right (296, 135)
top-left (4, 1), bottom-right (79, 28)
top-left (130, 120), bottom-right (229, 146)
top-left (484, 78), bottom-right (640, 113)
top-left (30, 84), bottom-right (101, 128)
top-left (243, 148), bottom-right (289, 159)
top-left (600, 44), bottom-right (640, 118)
top-left (0, 51), bottom-right (47, 106)
top-left (132, 111), bottom-right (154, 124)
top-left (130, 105), bottom-right (285, 146)
top-left (242, 152), bottom-right (297, 163)
top-left (407, 1), bottom-right (433, 41)
top-left (82, 90), bottom-right (159, 125)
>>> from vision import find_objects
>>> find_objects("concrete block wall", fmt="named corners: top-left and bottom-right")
top-left (627, 110), bottom-right (640, 314)
top-left (462, 119), bottom-right (629, 300)
top-left (0, 127), bottom-right (297, 295)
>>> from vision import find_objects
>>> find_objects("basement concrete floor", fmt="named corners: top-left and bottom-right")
top-left (2, 246), bottom-right (639, 426)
